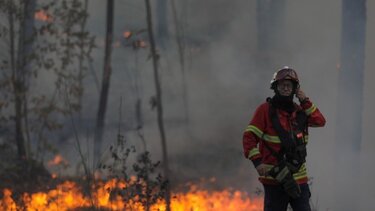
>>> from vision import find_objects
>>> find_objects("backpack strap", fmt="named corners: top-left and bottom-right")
top-left (268, 100), bottom-right (296, 151)
top-left (265, 98), bottom-right (309, 169)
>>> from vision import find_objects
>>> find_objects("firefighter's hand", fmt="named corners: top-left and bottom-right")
top-left (256, 164), bottom-right (269, 176)
top-left (296, 89), bottom-right (307, 103)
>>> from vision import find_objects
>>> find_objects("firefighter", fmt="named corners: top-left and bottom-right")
top-left (242, 66), bottom-right (326, 211)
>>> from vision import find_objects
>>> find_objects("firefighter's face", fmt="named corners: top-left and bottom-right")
top-left (277, 80), bottom-right (294, 96)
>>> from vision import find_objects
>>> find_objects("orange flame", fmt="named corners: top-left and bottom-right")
top-left (34, 10), bottom-right (53, 22)
top-left (0, 189), bottom-right (17, 210)
top-left (47, 154), bottom-right (68, 167)
top-left (0, 179), bottom-right (263, 210)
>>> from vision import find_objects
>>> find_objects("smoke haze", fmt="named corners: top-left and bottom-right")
top-left (67, 0), bottom-right (375, 210)
top-left (3, 0), bottom-right (373, 210)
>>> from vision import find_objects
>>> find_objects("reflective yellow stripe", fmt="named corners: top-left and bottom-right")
top-left (293, 163), bottom-right (307, 180)
top-left (293, 172), bottom-right (307, 180)
top-left (293, 169), bottom-right (307, 177)
top-left (248, 148), bottom-right (260, 159)
top-left (263, 134), bottom-right (281, 143)
top-left (247, 123), bottom-right (309, 145)
top-left (305, 104), bottom-right (317, 116)
top-left (246, 125), bottom-right (281, 144)
top-left (246, 125), bottom-right (263, 137)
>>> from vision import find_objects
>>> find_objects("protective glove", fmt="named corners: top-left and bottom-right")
top-left (268, 163), bottom-right (301, 199)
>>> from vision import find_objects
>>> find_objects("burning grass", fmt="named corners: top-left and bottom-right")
top-left (0, 178), bottom-right (263, 211)
top-left (0, 139), bottom-right (263, 210)
top-left (0, 152), bottom-right (263, 210)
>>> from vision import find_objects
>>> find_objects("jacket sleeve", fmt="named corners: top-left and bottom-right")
top-left (243, 104), bottom-right (267, 168)
top-left (300, 98), bottom-right (326, 127)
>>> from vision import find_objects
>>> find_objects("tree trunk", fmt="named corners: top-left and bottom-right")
top-left (94, 0), bottom-right (114, 167)
top-left (335, 0), bottom-right (366, 210)
top-left (157, 0), bottom-right (168, 48)
top-left (170, 0), bottom-right (190, 125)
top-left (20, 0), bottom-right (36, 159)
top-left (144, 0), bottom-right (171, 210)
top-left (8, 1), bottom-right (26, 159)
top-left (78, 0), bottom-right (89, 120)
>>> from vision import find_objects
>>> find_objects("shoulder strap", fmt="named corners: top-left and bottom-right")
top-left (268, 101), bottom-right (295, 151)
top-left (264, 99), bottom-right (308, 162)
top-left (295, 110), bottom-right (308, 133)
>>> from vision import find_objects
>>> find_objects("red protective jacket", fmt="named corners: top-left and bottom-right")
top-left (242, 98), bottom-right (326, 184)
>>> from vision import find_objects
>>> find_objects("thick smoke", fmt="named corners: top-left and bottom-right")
top-left (22, 0), bottom-right (375, 210)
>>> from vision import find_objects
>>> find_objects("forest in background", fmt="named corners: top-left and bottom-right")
top-left (0, 0), bottom-right (374, 210)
